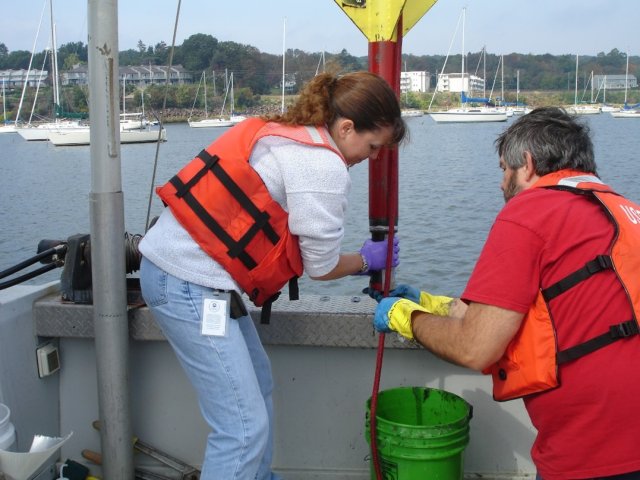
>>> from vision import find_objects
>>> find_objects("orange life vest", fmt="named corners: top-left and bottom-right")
top-left (156, 117), bottom-right (345, 319)
top-left (486, 170), bottom-right (640, 401)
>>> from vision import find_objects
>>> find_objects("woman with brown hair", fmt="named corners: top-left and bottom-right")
top-left (139, 71), bottom-right (406, 479)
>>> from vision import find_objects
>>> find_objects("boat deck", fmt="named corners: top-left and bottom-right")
top-left (1, 284), bottom-right (536, 479)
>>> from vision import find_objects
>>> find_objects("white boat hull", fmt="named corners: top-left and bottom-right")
top-left (0, 125), bottom-right (16, 134)
top-left (17, 122), bottom-right (86, 141)
top-left (610, 110), bottom-right (640, 118)
top-left (48, 128), bottom-right (167, 146)
top-left (401, 109), bottom-right (424, 118)
top-left (188, 115), bottom-right (247, 128)
top-left (428, 108), bottom-right (508, 123)
top-left (566, 106), bottom-right (601, 115)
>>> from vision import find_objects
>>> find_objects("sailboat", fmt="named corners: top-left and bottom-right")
top-left (0, 79), bottom-right (16, 134)
top-left (16, 0), bottom-right (87, 141)
top-left (610, 52), bottom-right (640, 119)
top-left (119, 78), bottom-right (149, 131)
top-left (48, 75), bottom-right (166, 145)
top-left (188, 72), bottom-right (246, 128)
top-left (428, 8), bottom-right (507, 123)
top-left (596, 75), bottom-right (617, 112)
top-left (566, 55), bottom-right (601, 115)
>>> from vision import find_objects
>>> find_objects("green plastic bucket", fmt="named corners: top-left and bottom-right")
top-left (366, 387), bottom-right (473, 480)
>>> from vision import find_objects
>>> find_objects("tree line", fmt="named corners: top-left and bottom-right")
top-left (1, 34), bottom-right (637, 93)
top-left (1, 34), bottom-right (637, 120)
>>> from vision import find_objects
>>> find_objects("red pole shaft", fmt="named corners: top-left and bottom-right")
top-left (367, 15), bottom-right (403, 480)
top-left (367, 24), bottom-right (402, 292)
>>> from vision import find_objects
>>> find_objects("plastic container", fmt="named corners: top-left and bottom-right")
top-left (0, 402), bottom-right (17, 451)
top-left (366, 387), bottom-right (472, 480)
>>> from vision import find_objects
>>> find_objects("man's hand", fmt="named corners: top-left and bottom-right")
top-left (374, 297), bottom-right (430, 340)
top-left (366, 284), bottom-right (454, 316)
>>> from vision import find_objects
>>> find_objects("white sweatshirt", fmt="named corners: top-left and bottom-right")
top-left (138, 132), bottom-right (351, 291)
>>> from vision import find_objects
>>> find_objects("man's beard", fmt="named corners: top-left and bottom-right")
top-left (503, 171), bottom-right (522, 203)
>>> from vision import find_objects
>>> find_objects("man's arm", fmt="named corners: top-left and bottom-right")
top-left (410, 302), bottom-right (524, 371)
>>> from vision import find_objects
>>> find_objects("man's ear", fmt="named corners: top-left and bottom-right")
top-left (523, 151), bottom-right (537, 182)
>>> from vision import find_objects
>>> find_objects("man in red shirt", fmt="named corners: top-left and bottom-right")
top-left (372, 107), bottom-right (640, 480)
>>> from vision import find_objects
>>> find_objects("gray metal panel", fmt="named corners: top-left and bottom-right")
top-left (34, 293), bottom-right (418, 349)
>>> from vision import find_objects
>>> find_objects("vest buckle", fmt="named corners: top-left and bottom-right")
top-left (609, 320), bottom-right (639, 339)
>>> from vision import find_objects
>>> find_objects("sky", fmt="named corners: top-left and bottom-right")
top-left (1, 0), bottom-right (637, 59)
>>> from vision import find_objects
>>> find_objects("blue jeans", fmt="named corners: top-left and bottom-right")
top-left (140, 257), bottom-right (281, 480)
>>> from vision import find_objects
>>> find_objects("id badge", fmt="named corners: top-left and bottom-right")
top-left (201, 291), bottom-right (231, 337)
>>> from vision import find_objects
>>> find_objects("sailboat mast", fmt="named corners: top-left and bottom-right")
top-left (501, 54), bottom-right (504, 105)
top-left (574, 54), bottom-right (579, 107)
top-left (281, 17), bottom-right (286, 114)
top-left (624, 52), bottom-right (629, 105)
top-left (230, 72), bottom-right (235, 115)
top-left (15, 0), bottom-right (47, 125)
top-left (50, 0), bottom-right (60, 116)
top-left (483, 47), bottom-right (486, 98)
top-left (203, 71), bottom-right (207, 117)
top-left (2, 80), bottom-right (6, 124)
top-left (461, 8), bottom-right (465, 94)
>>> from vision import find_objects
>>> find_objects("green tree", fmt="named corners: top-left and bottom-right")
top-left (119, 49), bottom-right (141, 66)
top-left (153, 41), bottom-right (169, 65)
top-left (58, 42), bottom-right (88, 68)
top-left (63, 53), bottom-right (82, 71)
top-left (4, 50), bottom-right (32, 69)
top-left (144, 85), bottom-right (165, 110)
top-left (175, 33), bottom-right (218, 72)
top-left (174, 84), bottom-right (194, 108)
top-left (0, 43), bottom-right (8, 68)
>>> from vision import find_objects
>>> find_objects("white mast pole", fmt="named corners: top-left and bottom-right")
top-left (281, 17), bottom-right (286, 114)
top-left (87, 0), bottom-right (134, 477)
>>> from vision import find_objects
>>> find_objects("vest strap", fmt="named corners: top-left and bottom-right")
top-left (288, 277), bottom-right (299, 301)
top-left (196, 150), bottom-right (280, 247)
top-left (557, 320), bottom-right (639, 364)
top-left (178, 188), bottom-right (258, 270)
top-left (171, 149), bottom-right (219, 198)
top-left (542, 255), bottom-right (613, 301)
top-left (168, 149), bottom-right (284, 269)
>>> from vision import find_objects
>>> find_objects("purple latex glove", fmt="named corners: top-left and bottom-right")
top-left (359, 236), bottom-right (400, 273)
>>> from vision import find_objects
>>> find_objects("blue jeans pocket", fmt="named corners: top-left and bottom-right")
top-left (140, 257), bottom-right (168, 307)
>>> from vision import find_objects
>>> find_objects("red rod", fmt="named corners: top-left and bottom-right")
top-left (367, 15), bottom-right (403, 480)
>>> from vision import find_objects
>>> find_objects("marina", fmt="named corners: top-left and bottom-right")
top-left (1, 1), bottom-right (640, 478)
top-left (1, 112), bottom-right (639, 479)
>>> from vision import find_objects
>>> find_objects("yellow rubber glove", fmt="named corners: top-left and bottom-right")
top-left (366, 284), bottom-right (453, 316)
top-left (419, 291), bottom-right (454, 316)
top-left (374, 293), bottom-right (454, 341)
top-left (373, 298), bottom-right (424, 340)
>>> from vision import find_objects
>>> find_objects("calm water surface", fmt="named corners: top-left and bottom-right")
top-left (1, 114), bottom-right (638, 297)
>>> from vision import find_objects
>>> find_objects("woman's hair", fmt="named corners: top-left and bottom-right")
top-left (495, 106), bottom-right (597, 176)
top-left (264, 71), bottom-right (406, 145)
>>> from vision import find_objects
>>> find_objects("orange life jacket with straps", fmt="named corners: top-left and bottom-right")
top-left (156, 117), bottom-right (345, 322)
top-left (486, 170), bottom-right (640, 401)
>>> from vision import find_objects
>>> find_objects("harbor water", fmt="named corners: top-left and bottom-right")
top-left (1, 114), bottom-right (638, 298)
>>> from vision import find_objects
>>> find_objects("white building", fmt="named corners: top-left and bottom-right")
top-left (0, 69), bottom-right (49, 88)
top-left (593, 74), bottom-right (637, 90)
top-left (60, 64), bottom-right (193, 87)
top-left (400, 71), bottom-right (429, 93)
top-left (435, 72), bottom-right (486, 94)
